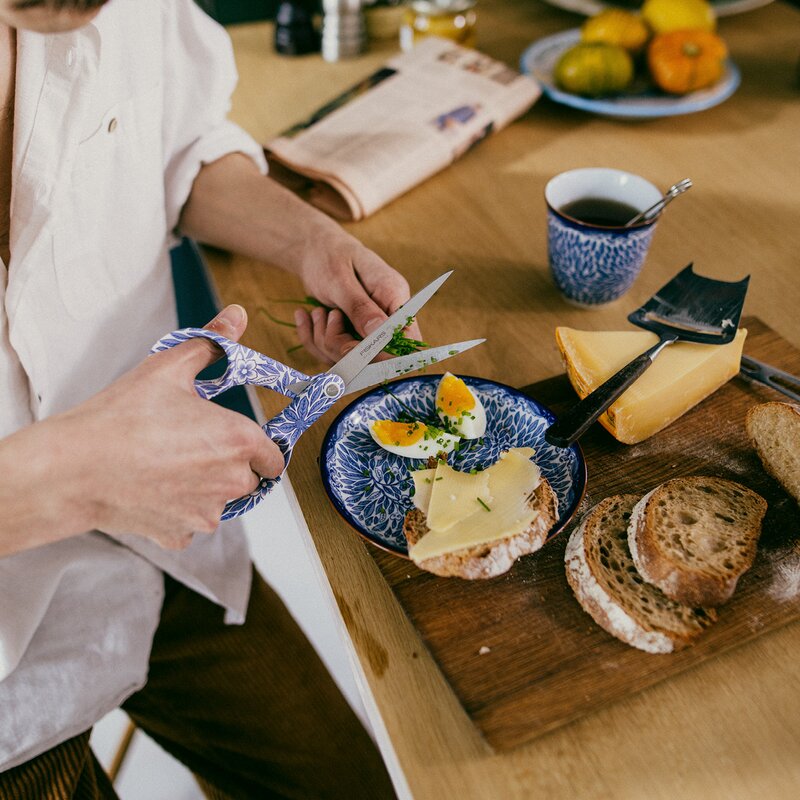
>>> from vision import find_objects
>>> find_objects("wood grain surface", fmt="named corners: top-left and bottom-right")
top-left (209, 2), bottom-right (800, 796)
top-left (369, 317), bottom-right (800, 750)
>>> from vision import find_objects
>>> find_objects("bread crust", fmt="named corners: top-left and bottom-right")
top-left (746, 401), bottom-right (800, 504)
top-left (404, 478), bottom-right (558, 580)
top-left (628, 477), bottom-right (766, 607)
top-left (565, 497), bottom-right (715, 653)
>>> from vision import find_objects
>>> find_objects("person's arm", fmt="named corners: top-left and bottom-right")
top-left (179, 153), bottom-right (421, 363)
top-left (0, 306), bottom-right (283, 558)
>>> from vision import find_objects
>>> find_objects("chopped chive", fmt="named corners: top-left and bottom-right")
top-left (262, 300), bottom-right (428, 357)
top-left (258, 307), bottom-right (297, 328)
top-left (361, 469), bottom-right (370, 477)
top-left (477, 497), bottom-right (491, 512)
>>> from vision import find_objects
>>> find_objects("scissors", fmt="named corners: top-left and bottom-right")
top-left (151, 271), bottom-right (484, 520)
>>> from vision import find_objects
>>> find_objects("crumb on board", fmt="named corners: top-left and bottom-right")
top-left (478, 646), bottom-right (491, 655)
top-left (768, 541), bottom-right (800, 602)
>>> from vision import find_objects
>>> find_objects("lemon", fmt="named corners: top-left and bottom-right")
top-left (642, 0), bottom-right (716, 34)
top-left (582, 9), bottom-right (650, 53)
top-left (554, 43), bottom-right (634, 97)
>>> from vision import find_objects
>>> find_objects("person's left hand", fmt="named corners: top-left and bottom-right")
top-left (293, 231), bottom-right (422, 364)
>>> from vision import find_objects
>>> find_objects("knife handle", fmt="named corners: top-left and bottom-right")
top-left (740, 355), bottom-right (800, 404)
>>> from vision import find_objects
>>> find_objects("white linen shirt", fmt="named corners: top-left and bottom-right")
top-left (0, 0), bottom-right (268, 770)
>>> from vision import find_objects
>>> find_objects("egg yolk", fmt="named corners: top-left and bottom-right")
top-left (436, 375), bottom-right (475, 416)
top-left (372, 420), bottom-right (426, 446)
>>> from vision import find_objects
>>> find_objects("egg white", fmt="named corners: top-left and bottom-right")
top-left (435, 373), bottom-right (487, 439)
top-left (368, 419), bottom-right (460, 459)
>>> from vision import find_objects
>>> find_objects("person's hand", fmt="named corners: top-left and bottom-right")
top-left (58, 305), bottom-right (284, 550)
top-left (179, 156), bottom-right (421, 364)
top-left (292, 231), bottom-right (422, 364)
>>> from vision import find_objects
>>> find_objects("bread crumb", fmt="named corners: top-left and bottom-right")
top-left (478, 646), bottom-right (491, 655)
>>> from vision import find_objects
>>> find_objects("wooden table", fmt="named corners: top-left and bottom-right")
top-left (207, 2), bottom-right (800, 797)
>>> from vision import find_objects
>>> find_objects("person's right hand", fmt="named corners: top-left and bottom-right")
top-left (57, 304), bottom-right (284, 550)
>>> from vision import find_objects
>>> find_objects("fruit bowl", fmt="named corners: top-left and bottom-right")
top-left (521, 28), bottom-right (740, 119)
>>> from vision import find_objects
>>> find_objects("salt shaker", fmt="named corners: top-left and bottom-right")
top-left (322, 0), bottom-right (367, 62)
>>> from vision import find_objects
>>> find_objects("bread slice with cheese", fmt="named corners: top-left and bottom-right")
top-left (565, 495), bottom-right (717, 653)
top-left (554, 327), bottom-right (747, 444)
top-left (627, 476), bottom-right (767, 607)
top-left (403, 448), bottom-right (558, 579)
top-left (746, 401), bottom-right (800, 504)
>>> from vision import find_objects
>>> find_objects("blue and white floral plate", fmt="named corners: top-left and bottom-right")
top-left (521, 29), bottom-right (741, 120)
top-left (320, 375), bottom-right (587, 558)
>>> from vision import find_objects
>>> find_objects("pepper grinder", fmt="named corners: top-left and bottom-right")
top-left (321, 0), bottom-right (366, 62)
top-left (274, 0), bottom-right (320, 56)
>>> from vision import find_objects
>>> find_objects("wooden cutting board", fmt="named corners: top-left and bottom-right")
top-left (369, 317), bottom-right (800, 752)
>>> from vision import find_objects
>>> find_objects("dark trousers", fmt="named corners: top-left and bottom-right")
top-left (0, 569), bottom-right (396, 799)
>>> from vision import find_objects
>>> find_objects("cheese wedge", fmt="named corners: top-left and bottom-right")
top-left (409, 448), bottom-right (542, 562)
top-left (555, 327), bottom-right (747, 444)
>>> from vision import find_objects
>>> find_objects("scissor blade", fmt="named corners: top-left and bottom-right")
top-left (340, 339), bottom-right (485, 395)
top-left (326, 271), bottom-right (453, 389)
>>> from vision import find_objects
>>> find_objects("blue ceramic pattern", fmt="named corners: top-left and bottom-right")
top-left (547, 210), bottom-right (657, 305)
top-left (151, 327), bottom-right (311, 399)
top-left (520, 29), bottom-right (741, 120)
top-left (151, 328), bottom-right (344, 520)
top-left (320, 376), bottom-right (587, 557)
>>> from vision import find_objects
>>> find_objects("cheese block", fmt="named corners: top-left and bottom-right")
top-left (408, 448), bottom-right (542, 563)
top-left (555, 327), bottom-right (747, 444)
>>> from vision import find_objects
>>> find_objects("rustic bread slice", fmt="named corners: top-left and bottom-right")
top-left (746, 401), bottom-right (800, 504)
top-left (565, 495), bottom-right (716, 653)
top-left (403, 478), bottom-right (558, 580)
top-left (628, 476), bottom-right (767, 607)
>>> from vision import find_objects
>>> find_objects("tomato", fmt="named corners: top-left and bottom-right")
top-left (648, 30), bottom-right (728, 94)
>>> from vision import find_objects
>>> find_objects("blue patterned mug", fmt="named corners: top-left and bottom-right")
top-left (545, 168), bottom-right (662, 306)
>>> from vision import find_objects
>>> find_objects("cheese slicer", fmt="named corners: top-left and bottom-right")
top-left (739, 355), bottom-right (800, 404)
top-left (545, 263), bottom-right (750, 448)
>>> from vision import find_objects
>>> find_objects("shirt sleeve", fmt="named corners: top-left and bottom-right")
top-left (159, 0), bottom-right (267, 244)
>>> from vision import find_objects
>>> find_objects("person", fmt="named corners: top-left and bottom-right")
top-left (0, 0), bottom-right (407, 796)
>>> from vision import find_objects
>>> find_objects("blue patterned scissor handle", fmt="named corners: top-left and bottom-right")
top-left (151, 328), bottom-right (345, 520)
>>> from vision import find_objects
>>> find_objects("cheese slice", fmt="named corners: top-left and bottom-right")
top-left (426, 462), bottom-right (492, 532)
top-left (409, 449), bottom-right (542, 563)
top-left (555, 327), bottom-right (747, 444)
top-left (411, 468), bottom-right (436, 513)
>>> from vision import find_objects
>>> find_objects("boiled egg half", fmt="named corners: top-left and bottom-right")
top-left (368, 419), bottom-right (460, 459)
top-left (435, 373), bottom-right (487, 439)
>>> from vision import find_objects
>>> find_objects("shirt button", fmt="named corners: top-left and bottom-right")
top-left (66, 47), bottom-right (76, 68)
top-left (107, 117), bottom-right (118, 133)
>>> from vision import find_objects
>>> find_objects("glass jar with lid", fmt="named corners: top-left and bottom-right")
top-left (400, 0), bottom-right (477, 52)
